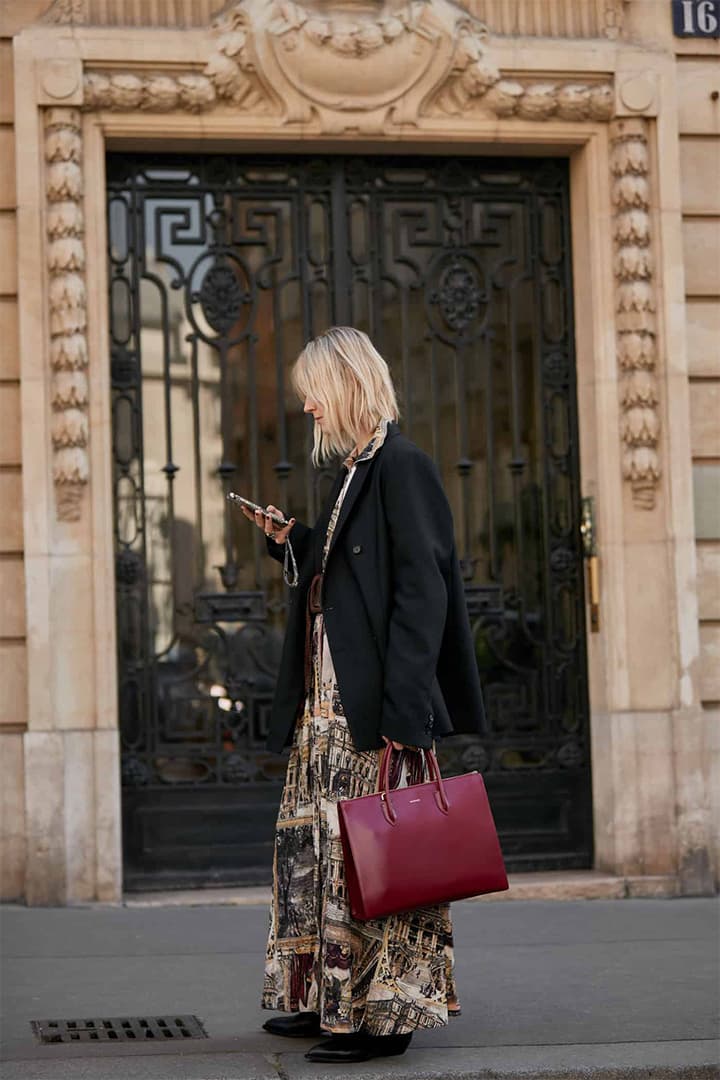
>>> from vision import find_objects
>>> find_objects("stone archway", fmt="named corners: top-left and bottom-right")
top-left (13, 1), bottom-right (709, 903)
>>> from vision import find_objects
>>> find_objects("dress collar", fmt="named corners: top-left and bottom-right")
top-left (341, 418), bottom-right (389, 470)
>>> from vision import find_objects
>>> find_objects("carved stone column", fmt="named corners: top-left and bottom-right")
top-left (610, 117), bottom-right (661, 510)
top-left (45, 107), bottom-right (89, 522)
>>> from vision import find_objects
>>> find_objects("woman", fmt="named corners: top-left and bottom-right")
top-left (242, 326), bottom-right (487, 1064)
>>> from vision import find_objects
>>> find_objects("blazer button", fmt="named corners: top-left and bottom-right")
top-left (352, 544), bottom-right (362, 554)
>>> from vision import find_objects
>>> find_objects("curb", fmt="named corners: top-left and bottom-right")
top-left (121, 872), bottom-right (686, 908)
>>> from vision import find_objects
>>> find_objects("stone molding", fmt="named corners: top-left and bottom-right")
top-left (79, 0), bottom-right (614, 129)
top-left (610, 117), bottom-right (661, 510)
top-left (42, 0), bottom-right (629, 39)
top-left (35, 1), bottom-right (656, 522)
top-left (44, 0), bottom-right (88, 22)
top-left (45, 106), bottom-right (89, 522)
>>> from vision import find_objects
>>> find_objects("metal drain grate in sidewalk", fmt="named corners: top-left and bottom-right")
top-left (31, 1015), bottom-right (208, 1043)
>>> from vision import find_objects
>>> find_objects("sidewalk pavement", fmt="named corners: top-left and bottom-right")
top-left (1, 896), bottom-right (718, 1080)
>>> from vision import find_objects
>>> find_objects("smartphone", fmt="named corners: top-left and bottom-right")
top-left (226, 492), bottom-right (291, 529)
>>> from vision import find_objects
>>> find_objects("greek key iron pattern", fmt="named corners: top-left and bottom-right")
top-left (108, 154), bottom-right (592, 886)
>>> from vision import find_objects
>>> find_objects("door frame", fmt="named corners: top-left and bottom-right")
top-left (14, 20), bottom-right (710, 901)
top-left (108, 150), bottom-right (594, 883)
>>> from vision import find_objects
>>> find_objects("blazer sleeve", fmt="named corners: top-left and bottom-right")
top-left (379, 446), bottom-right (455, 748)
top-left (265, 520), bottom-right (313, 565)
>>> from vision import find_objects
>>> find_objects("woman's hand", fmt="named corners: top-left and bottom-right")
top-left (241, 503), bottom-right (295, 545)
top-left (382, 735), bottom-right (419, 752)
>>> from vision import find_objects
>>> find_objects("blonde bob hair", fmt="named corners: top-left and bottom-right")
top-left (292, 327), bottom-right (399, 466)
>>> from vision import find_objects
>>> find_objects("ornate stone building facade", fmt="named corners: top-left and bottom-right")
top-left (0, 0), bottom-right (718, 903)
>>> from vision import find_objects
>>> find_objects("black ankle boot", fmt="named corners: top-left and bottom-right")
top-left (262, 1011), bottom-right (322, 1038)
top-left (305, 1030), bottom-right (412, 1062)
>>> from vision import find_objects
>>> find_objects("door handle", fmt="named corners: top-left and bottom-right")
top-left (580, 496), bottom-right (600, 633)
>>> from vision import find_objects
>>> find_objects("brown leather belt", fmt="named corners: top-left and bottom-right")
top-left (308, 571), bottom-right (324, 615)
top-left (304, 572), bottom-right (324, 693)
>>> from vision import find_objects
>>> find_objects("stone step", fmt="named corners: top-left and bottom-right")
top-left (123, 871), bottom-right (682, 908)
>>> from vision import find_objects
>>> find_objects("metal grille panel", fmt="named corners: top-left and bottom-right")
top-left (107, 153), bottom-right (593, 885)
top-left (31, 1016), bottom-right (207, 1043)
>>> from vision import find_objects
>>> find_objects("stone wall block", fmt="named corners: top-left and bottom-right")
top-left (634, 712), bottom-right (677, 874)
top-left (686, 300), bottom-right (720, 377)
top-left (0, 383), bottom-right (21, 464)
top-left (64, 730), bottom-right (96, 901)
top-left (608, 712), bottom-right (641, 874)
top-left (693, 464), bottom-right (720, 540)
top-left (0, 42), bottom-right (13, 123)
top-left (0, 472), bottom-right (23, 551)
top-left (696, 543), bottom-right (720, 620)
top-left (0, 298), bottom-right (19, 379)
top-left (680, 137), bottom-right (720, 214)
top-left (0, 211), bottom-right (18, 294)
top-left (671, 707), bottom-right (714, 895)
top-left (0, 0), bottom-right (52, 36)
top-left (0, 642), bottom-right (28, 726)
top-left (677, 60), bottom-right (720, 135)
top-left (94, 730), bottom-right (122, 901)
top-left (50, 554), bottom-right (95, 729)
top-left (0, 127), bottom-right (17, 210)
top-left (24, 731), bottom-right (66, 904)
top-left (589, 712), bottom-right (616, 872)
top-left (0, 733), bottom-right (26, 900)
top-left (624, 542), bottom-right (676, 708)
top-left (0, 558), bottom-right (26, 637)
top-left (689, 382), bottom-right (720, 457)
top-left (704, 707), bottom-right (720, 889)
top-left (682, 219), bottom-right (720, 296)
top-left (699, 625), bottom-right (720, 701)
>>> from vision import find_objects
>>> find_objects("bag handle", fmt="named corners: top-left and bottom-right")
top-left (378, 744), bottom-right (449, 825)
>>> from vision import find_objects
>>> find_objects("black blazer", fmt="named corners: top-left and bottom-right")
top-left (265, 420), bottom-right (487, 753)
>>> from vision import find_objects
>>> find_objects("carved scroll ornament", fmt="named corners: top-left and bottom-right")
top-left (610, 118), bottom-right (661, 509)
top-left (45, 107), bottom-right (89, 522)
top-left (42, 1), bottom-right (637, 523)
top-left (81, 0), bottom-right (613, 131)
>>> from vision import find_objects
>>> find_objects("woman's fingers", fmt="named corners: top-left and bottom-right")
top-left (240, 504), bottom-right (295, 542)
top-left (247, 505), bottom-right (295, 544)
top-left (265, 505), bottom-right (295, 544)
top-left (272, 517), bottom-right (295, 544)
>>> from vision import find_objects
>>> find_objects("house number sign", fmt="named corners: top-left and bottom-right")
top-left (672, 0), bottom-right (720, 35)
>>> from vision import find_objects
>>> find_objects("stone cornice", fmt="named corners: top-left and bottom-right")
top-left (42, 0), bottom-right (630, 41)
top-left (73, 0), bottom-right (616, 131)
top-left (27, 0), bottom-right (664, 519)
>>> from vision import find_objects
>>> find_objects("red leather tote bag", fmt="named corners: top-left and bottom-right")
top-left (337, 745), bottom-right (508, 920)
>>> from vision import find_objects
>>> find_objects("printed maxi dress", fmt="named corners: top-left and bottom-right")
top-left (261, 419), bottom-right (460, 1037)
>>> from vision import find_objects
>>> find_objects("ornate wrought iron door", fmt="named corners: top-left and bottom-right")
top-left (108, 153), bottom-right (592, 889)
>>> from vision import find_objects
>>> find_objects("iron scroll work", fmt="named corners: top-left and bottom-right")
top-left (108, 153), bottom-right (592, 888)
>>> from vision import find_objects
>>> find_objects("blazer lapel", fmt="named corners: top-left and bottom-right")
top-left (324, 457), bottom-right (375, 562)
top-left (320, 422), bottom-right (400, 567)
top-left (313, 466), bottom-right (346, 571)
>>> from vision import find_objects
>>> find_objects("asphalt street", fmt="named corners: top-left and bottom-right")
top-left (1, 897), bottom-right (718, 1079)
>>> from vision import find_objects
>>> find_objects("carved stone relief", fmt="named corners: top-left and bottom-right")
top-left (43, 0), bottom-right (628, 38)
top-left (610, 118), bottom-right (660, 510)
top-left (81, 0), bottom-right (613, 130)
top-left (43, 0), bottom-right (225, 24)
top-left (43, 0), bottom-right (88, 22)
top-left (45, 107), bottom-right (89, 522)
top-left (37, 1), bottom-right (657, 519)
